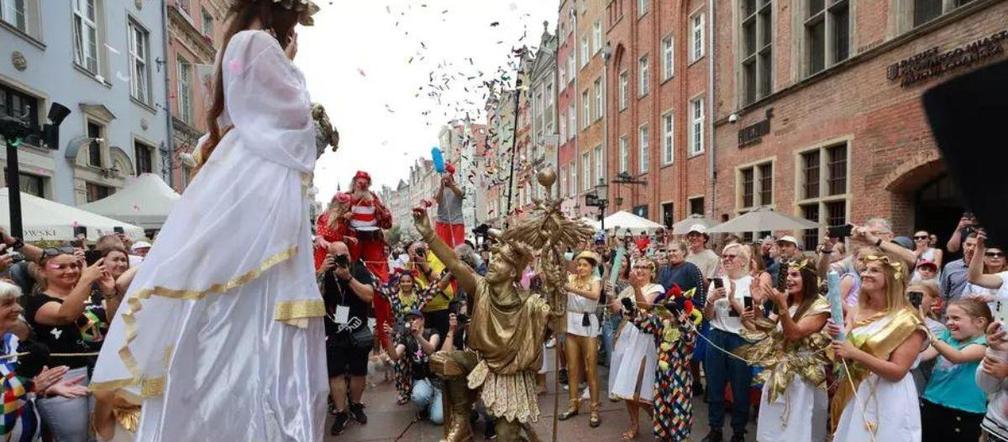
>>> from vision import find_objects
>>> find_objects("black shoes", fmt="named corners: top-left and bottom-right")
top-left (558, 368), bottom-right (568, 385)
top-left (701, 430), bottom-right (723, 442)
top-left (330, 411), bottom-right (349, 435)
top-left (349, 402), bottom-right (368, 425)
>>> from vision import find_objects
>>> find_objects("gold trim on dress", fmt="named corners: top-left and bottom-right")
top-left (274, 299), bottom-right (325, 325)
top-left (91, 245), bottom-right (299, 399)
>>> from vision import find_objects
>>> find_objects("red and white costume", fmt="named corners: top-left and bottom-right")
top-left (348, 171), bottom-right (392, 346)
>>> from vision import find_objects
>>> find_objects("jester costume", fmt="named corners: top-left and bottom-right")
top-left (632, 287), bottom-right (699, 441)
top-left (348, 170), bottom-right (393, 346)
top-left (0, 333), bottom-right (40, 441)
top-left (378, 273), bottom-right (437, 404)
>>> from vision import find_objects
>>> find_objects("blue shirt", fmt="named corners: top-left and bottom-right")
top-left (923, 329), bottom-right (988, 414)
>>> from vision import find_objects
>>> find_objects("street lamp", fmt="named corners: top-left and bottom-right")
top-left (584, 179), bottom-right (609, 231)
top-left (0, 102), bottom-right (70, 238)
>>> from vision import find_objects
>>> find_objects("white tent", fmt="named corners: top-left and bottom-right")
top-left (80, 173), bottom-right (180, 229)
top-left (706, 206), bottom-right (818, 233)
top-left (578, 217), bottom-right (601, 230)
top-left (602, 210), bottom-right (664, 233)
top-left (0, 188), bottom-right (145, 241)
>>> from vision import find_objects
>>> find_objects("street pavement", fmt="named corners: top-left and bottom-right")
top-left (327, 349), bottom-right (757, 441)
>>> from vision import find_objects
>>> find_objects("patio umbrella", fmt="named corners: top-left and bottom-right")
top-left (706, 206), bottom-right (818, 233)
top-left (578, 217), bottom-right (601, 230)
top-left (602, 210), bottom-right (664, 233)
top-left (80, 173), bottom-right (180, 229)
top-left (0, 188), bottom-right (146, 241)
top-left (671, 213), bottom-right (717, 235)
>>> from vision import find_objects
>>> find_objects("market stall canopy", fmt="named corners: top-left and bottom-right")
top-left (706, 206), bottom-right (818, 233)
top-left (578, 217), bottom-right (601, 230)
top-left (602, 210), bottom-right (664, 233)
top-left (671, 214), bottom-right (717, 235)
top-left (0, 188), bottom-right (145, 241)
top-left (79, 173), bottom-right (180, 229)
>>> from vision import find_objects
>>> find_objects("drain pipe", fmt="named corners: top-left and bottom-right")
top-left (706, 0), bottom-right (716, 220)
top-left (160, 0), bottom-right (175, 187)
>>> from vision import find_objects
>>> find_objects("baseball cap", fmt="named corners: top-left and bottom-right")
top-left (776, 236), bottom-right (799, 247)
top-left (687, 224), bottom-right (708, 235)
top-left (404, 309), bottom-right (423, 319)
top-left (131, 241), bottom-right (152, 251)
top-left (916, 260), bottom-right (938, 271)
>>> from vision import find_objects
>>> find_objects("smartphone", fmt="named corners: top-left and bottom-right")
top-left (620, 297), bottom-right (635, 314)
top-left (113, 226), bottom-right (124, 234)
top-left (84, 249), bottom-right (102, 266)
top-left (907, 291), bottom-right (923, 308)
top-left (712, 278), bottom-right (724, 290)
top-left (73, 225), bottom-right (87, 238)
top-left (744, 297), bottom-right (754, 310)
top-left (827, 224), bottom-right (854, 239)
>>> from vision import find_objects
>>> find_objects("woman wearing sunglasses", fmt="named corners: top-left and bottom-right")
top-left (912, 230), bottom-right (944, 281)
top-left (967, 231), bottom-right (1008, 316)
top-left (24, 247), bottom-right (118, 441)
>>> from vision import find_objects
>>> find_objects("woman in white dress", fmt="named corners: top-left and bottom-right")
top-left (740, 258), bottom-right (830, 442)
top-left (90, 2), bottom-right (328, 441)
top-left (609, 257), bottom-right (663, 440)
top-left (829, 249), bottom-right (927, 442)
top-left (558, 251), bottom-right (603, 427)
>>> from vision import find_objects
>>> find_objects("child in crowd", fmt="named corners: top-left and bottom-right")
top-left (977, 320), bottom-right (1008, 441)
top-left (919, 298), bottom-right (991, 442)
top-left (910, 281), bottom-right (949, 395)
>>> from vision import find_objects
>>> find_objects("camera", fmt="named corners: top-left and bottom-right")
top-left (828, 223), bottom-right (854, 239)
top-left (907, 291), bottom-right (924, 308)
top-left (414, 246), bottom-right (427, 257)
top-left (333, 254), bottom-right (350, 268)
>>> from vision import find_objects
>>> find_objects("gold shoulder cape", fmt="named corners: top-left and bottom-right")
top-left (465, 277), bottom-right (551, 423)
top-left (734, 296), bottom-right (832, 404)
top-left (828, 307), bottom-right (924, 431)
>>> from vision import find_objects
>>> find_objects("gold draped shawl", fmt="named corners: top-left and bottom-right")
top-left (734, 296), bottom-right (832, 404)
top-left (465, 277), bottom-right (551, 422)
top-left (828, 307), bottom-right (924, 431)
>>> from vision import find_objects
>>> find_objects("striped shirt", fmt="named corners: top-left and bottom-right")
top-left (350, 199), bottom-right (379, 231)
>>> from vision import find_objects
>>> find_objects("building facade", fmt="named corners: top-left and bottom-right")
top-left (1, 0), bottom-right (170, 205)
top-left (438, 121), bottom-right (488, 229)
top-left (165, 0), bottom-right (226, 192)
top-left (712, 0), bottom-right (1007, 248)
top-left (605, 0), bottom-right (711, 228)
top-left (528, 23), bottom-right (559, 200)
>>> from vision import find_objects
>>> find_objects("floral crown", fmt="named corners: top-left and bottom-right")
top-left (234, 0), bottom-right (319, 26)
top-left (859, 254), bottom-right (905, 282)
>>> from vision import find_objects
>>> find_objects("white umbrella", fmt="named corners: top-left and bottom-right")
top-left (706, 206), bottom-right (818, 233)
top-left (578, 217), bottom-right (601, 230)
top-left (602, 210), bottom-right (664, 233)
top-left (79, 173), bottom-right (180, 229)
top-left (0, 188), bottom-right (145, 241)
top-left (671, 213), bottom-right (717, 235)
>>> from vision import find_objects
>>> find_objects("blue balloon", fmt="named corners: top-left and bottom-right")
top-left (431, 147), bottom-right (445, 173)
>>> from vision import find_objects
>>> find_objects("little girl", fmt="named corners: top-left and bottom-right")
top-left (976, 320), bottom-right (1008, 441)
top-left (919, 298), bottom-right (991, 442)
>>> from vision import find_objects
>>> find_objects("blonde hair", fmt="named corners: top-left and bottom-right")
top-left (722, 242), bottom-right (751, 273)
top-left (858, 252), bottom-right (910, 313)
top-left (908, 281), bottom-right (940, 320)
top-left (947, 297), bottom-right (993, 326)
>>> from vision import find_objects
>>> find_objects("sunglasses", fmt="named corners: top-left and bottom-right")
top-left (914, 236), bottom-right (929, 240)
top-left (986, 251), bottom-right (1006, 258)
top-left (47, 262), bottom-right (82, 271)
top-left (43, 246), bottom-right (76, 258)
top-left (632, 265), bottom-right (654, 271)
top-left (722, 254), bottom-right (738, 260)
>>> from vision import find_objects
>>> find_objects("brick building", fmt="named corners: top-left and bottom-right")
top-left (712, 0), bottom-right (1007, 249)
top-left (166, 0), bottom-right (227, 192)
top-left (604, 0), bottom-right (711, 227)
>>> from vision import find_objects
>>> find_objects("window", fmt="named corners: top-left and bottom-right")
top-left (567, 103), bottom-right (576, 140)
top-left (128, 20), bottom-right (151, 104)
top-left (662, 112), bottom-right (674, 165)
top-left (72, 0), bottom-right (100, 74)
top-left (738, 161), bottom-right (773, 209)
top-left (582, 152), bottom-right (591, 191)
top-left (594, 145), bottom-right (603, 186)
top-left (618, 71), bottom-right (628, 110)
top-left (0, 83), bottom-right (40, 137)
top-left (913, 0), bottom-right (974, 27)
top-left (742, 0), bottom-right (773, 104)
top-left (593, 78), bottom-right (602, 121)
top-left (18, 172), bottom-right (44, 197)
top-left (567, 53), bottom-right (576, 83)
top-left (560, 166), bottom-right (568, 198)
top-left (581, 37), bottom-right (589, 68)
top-left (639, 125), bottom-right (649, 173)
top-left (177, 56), bottom-right (193, 123)
top-left (619, 136), bottom-right (629, 173)
top-left (798, 142), bottom-right (850, 250)
top-left (639, 55), bottom-right (649, 96)
top-left (176, 0), bottom-right (191, 16)
top-left (135, 141), bottom-right (153, 175)
top-left (592, 21), bottom-right (602, 54)
top-left (689, 98), bottom-right (704, 155)
top-left (559, 112), bottom-right (567, 142)
top-left (690, 13), bottom-right (705, 62)
top-left (638, 0), bottom-right (649, 16)
top-left (87, 121), bottom-right (103, 167)
top-left (86, 182), bottom-right (113, 202)
top-left (570, 165), bottom-right (577, 197)
top-left (581, 90), bottom-right (590, 129)
top-left (559, 64), bottom-right (566, 90)
top-left (182, 166), bottom-right (192, 188)
top-left (806, 0), bottom-right (849, 76)
top-left (661, 35), bottom-right (674, 80)
top-left (0, 0), bottom-right (26, 31)
top-left (689, 197), bottom-right (704, 215)
top-left (662, 202), bottom-right (675, 227)
top-left (201, 8), bottom-right (213, 36)
top-left (545, 82), bottom-right (554, 131)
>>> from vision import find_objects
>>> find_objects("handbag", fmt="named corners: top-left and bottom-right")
top-left (350, 325), bottom-right (374, 349)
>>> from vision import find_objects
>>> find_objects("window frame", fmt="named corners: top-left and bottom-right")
top-left (638, 54), bottom-right (649, 97)
top-left (690, 11), bottom-right (705, 63)
top-left (580, 36), bottom-right (590, 68)
top-left (619, 135), bottom-right (629, 174)
top-left (0, 0), bottom-right (26, 31)
top-left (805, 0), bottom-right (851, 77)
top-left (741, 0), bottom-right (773, 105)
top-left (177, 55), bottom-right (193, 124)
top-left (581, 89), bottom-right (590, 129)
top-left (795, 139), bottom-right (852, 250)
top-left (594, 144), bottom-right (603, 187)
top-left (582, 151), bottom-right (592, 191)
top-left (134, 140), bottom-right (154, 175)
top-left (201, 7), bottom-right (213, 37)
top-left (72, 0), bottom-right (101, 74)
top-left (128, 19), bottom-right (151, 105)
top-left (661, 34), bottom-right (674, 80)
top-left (638, 0), bottom-right (649, 17)
top-left (618, 71), bottom-right (629, 111)
top-left (592, 20), bottom-right (602, 54)
top-left (689, 97), bottom-right (705, 155)
top-left (661, 111), bottom-right (674, 165)
top-left (638, 124), bottom-right (649, 173)
top-left (593, 78), bottom-right (602, 121)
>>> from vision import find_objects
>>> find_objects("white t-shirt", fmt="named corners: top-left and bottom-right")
top-left (566, 275), bottom-right (602, 337)
top-left (709, 274), bottom-right (753, 335)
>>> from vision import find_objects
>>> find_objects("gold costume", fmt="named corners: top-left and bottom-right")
top-left (735, 296), bottom-right (832, 405)
top-left (828, 307), bottom-right (924, 431)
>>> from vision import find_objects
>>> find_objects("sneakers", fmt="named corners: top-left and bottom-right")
top-left (330, 411), bottom-right (349, 435)
top-left (349, 402), bottom-right (368, 425)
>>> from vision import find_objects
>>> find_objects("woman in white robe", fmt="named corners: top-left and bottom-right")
top-left (90, 3), bottom-right (327, 441)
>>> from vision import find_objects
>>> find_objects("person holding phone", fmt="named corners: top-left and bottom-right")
top-left (701, 243), bottom-right (754, 442)
top-left (912, 230), bottom-right (944, 281)
top-left (975, 320), bottom-right (1008, 441)
top-left (738, 258), bottom-right (831, 442)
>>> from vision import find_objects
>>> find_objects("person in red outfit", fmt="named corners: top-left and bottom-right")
top-left (348, 170), bottom-right (393, 346)
top-left (314, 192), bottom-right (357, 270)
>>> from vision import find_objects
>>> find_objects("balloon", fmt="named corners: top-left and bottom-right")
top-left (431, 147), bottom-right (445, 174)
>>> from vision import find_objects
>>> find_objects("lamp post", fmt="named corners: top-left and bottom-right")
top-left (584, 179), bottom-right (609, 231)
top-left (0, 103), bottom-right (70, 238)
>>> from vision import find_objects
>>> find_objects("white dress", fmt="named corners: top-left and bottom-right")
top-left (91, 30), bottom-right (328, 441)
top-left (609, 283), bottom-right (663, 402)
top-left (833, 317), bottom-right (922, 442)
